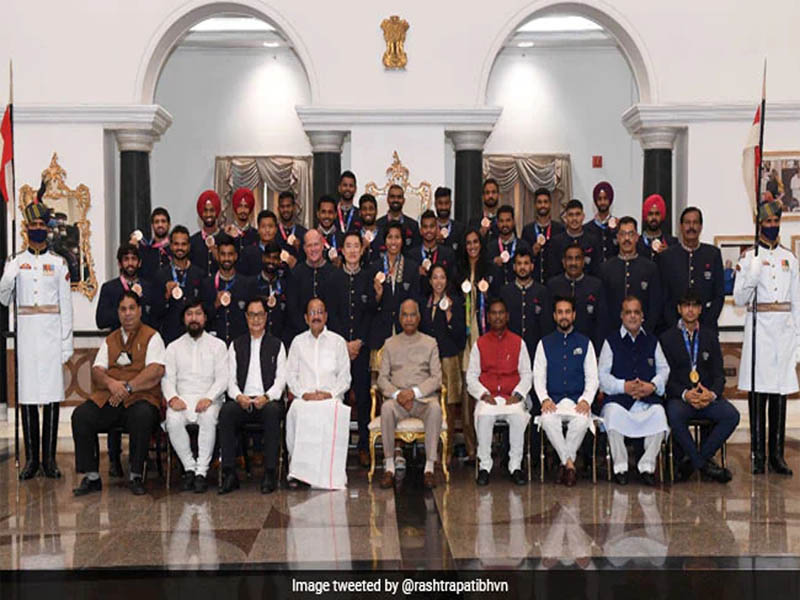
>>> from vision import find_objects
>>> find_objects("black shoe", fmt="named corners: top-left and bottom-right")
top-left (109, 456), bottom-right (124, 478)
top-left (769, 458), bottom-right (793, 476)
top-left (40, 404), bottom-right (61, 479)
top-left (219, 471), bottom-right (240, 495)
top-left (614, 472), bottom-right (628, 486)
top-left (19, 460), bottom-right (40, 481)
top-left (193, 474), bottom-right (208, 494)
top-left (41, 461), bottom-right (61, 479)
top-left (73, 476), bottom-right (102, 496)
top-left (476, 469), bottom-right (490, 486)
top-left (181, 471), bottom-right (196, 492)
top-left (129, 477), bottom-right (146, 496)
top-left (640, 471), bottom-right (656, 486)
top-left (510, 469), bottom-right (527, 486)
top-left (676, 458), bottom-right (695, 482)
top-left (19, 405), bottom-right (40, 481)
top-left (701, 460), bottom-right (732, 483)
top-left (287, 478), bottom-right (310, 490)
top-left (768, 394), bottom-right (793, 476)
top-left (261, 469), bottom-right (277, 494)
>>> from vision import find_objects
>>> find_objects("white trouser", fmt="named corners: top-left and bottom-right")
top-left (475, 401), bottom-right (530, 474)
top-left (165, 403), bottom-right (221, 477)
top-left (607, 430), bottom-right (664, 474)
top-left (540, 413), bottom-right (590, 466)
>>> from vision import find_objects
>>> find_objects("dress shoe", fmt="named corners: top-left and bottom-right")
top-left (18, 460), bottom-right (40, 481)
top-left (675, 458), bottom-right (695, 482)
top-left (701, 461), bottom-right (732, 483)
top-left (109, 456), bottom-right (124, 478)
top-left (510, 469), bottom-right (527, 486)
top-left (41, 461), bottom-right (61, 479)
top-left (563, 467), bottom-right (577, 487)
top-left (73, 476), bottom-right (102, 497)
top-left (476, 469), bottom-right (490, 486)
top-left (219, 471), bottom-right (240, 495)
top-left (287, 478), bottom-right (310, 490)
top-left (556, 465), bottom-right (566, 485)
top-left (193, 474), bottom-right (208, 493)
top-left (379, 471), bottom-right (395, 489)
top-left (640, 471), bottom-right (656, 487)
top-left (423, 471), bottom-right (436, 489)
top-left (181, 471), bottom-right (196, 492)
top-left (614, 472), bottom-right (628, 486)
top-left (358, 449), bottom-right (370, 469)
top-left (769, 457), bottom-right (793, 476)
top-left (261, 469), bottom-right (277, 494)
top-left (129, 477), bottom-right (146, 496)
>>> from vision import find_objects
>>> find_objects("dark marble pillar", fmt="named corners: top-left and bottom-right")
top-left (307, 131), bottom-right (346, 228)
top-left (119, 150), bottom-right (152, 240)
top-left (643, 148), bottom-right (673, 237)
top-left (449, 132), bottom-right (490, 225)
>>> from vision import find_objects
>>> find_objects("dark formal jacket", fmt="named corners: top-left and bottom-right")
top-left (230, 332), bottom-right (283, 399)
top-left (585, 218), bottom-right (619, 262)
top-left (286, 261), bottom-right (348, 339)
top-left (336, 204), bottom-right (362, 234)
top-left (659, 243), bottom-right (724, 330)
top-left (200, 271), bottom-right (255, 345)
top-left (368, 255), bottom-right (421, 350)
top-left (139, 240), bottom-right (172, 282)
top-left (238, 241), bottom-right (282, 277)
top-left (277, 222), bottom-right (307, 263)
top-left (189, 230), bottom-right (223, 277)
top-left (600, 254), bottom-right (663, 335)
top-left (341, 264), bottom-right (378, 344)
top-left (499, 280), bottom-right (553, 359)
top-left (546, 273), bottom-right (606, 351)
top-left (376, 214), bottom-right (421, 253)
top-left (230, 226), bottom-right (259, 256)
top-left (253, 272), bottom-right (289, 347)
top-left (486, 235), bottom-right (532, 288)
top-left (95, 276), bottom-right (162, 331)
top-left (438, 219), bottom-right (465, 255)
top-left (420, 294), bottom-right (467, 359)
top-left (636, 233), bottom-right (679, 263)
top-left (154, 262), bottom-right (205, 345)
top-left (522, 220), bottom-right (565, 284)
top-left (660, 323), bottom-right (725, 400)
top-left (359, 226), bottom-right (384, 267)
top-left (408, 243), bottom-right (457, 297)
top-left (467, 213), bottom-right (500, 240)
top-left (602, 328), bottom-right (662, 410)
top-left (545, 229), bottom-right (604, 278)
top-left (318, 227), bottom-right (345, 265)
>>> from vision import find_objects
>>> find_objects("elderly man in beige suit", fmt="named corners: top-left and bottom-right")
top-left (378, 299), bottom-right (443, 489)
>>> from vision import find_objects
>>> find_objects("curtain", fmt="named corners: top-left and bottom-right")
top-left (214, 156), bottom-right (313, 228)
top-left (482, 154), bottom-right (572, 231)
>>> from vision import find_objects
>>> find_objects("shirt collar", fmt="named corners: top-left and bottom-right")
top-left (515, 278), bottom-right (533, 290)
top-left (620, 324), bottom-right (645, 341)
top-left (565, 273), bottom-right (584, 283)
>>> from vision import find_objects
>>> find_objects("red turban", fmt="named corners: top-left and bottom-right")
top-left (592, 181), bottom-right (614, 205)
top-left (642, 194), bottom-right (666, 222)
top-left (196, 190), bottom-right (221, 217)
top-left (232, 187), bottom-right (255, 212)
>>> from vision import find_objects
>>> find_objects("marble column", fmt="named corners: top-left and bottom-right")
top-left (308, 131), bottom-right (346, 221)
top-left (640, 127), bottom-right (678, 237)
top-left (115, 130), bottom-right (158, 241)
top-left (449, 131), bottom-right (490, 225)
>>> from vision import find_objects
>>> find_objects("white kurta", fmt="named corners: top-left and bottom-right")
top-left (162, 331), bottom-right (228, 414)
top-left (0, 249), bottom-right (73, 405)
top-left (286, 327), bottom-right (352, 489)
top-left (734, 244), bottom-right (800, 394)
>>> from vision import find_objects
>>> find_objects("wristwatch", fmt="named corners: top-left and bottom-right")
top-left (124, 382), bottom-right (133, 394)
top-left (512, 391), bottom-right (524, 402)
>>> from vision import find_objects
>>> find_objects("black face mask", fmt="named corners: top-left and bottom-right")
top-left (762, 225), bottom-right (780, 241)
top-left (29, 229), bottom-right (48, 244)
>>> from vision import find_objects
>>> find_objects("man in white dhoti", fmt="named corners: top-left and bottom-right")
top-left (285, 298), bottom-right (352, 489)
top-left (598, 295), bottom-right (669, 486)
top-left (533, 296), bottom-right (598, 486)
top-left (467, 297), bottom-right (532, 487)
top-left (734, 199), bottom-right (800, 475)
top-left (0, 201), bottom-right (73, 480)
top-left (162, 299), bottom-right (228, 493)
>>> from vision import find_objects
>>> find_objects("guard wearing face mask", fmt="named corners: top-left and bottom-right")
top-left (734, 200), bottom-right (800, 476)
top-left (0, 201), bottom-right (73, 480)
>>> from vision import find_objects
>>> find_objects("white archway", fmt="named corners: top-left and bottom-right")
top-left (478, 0), bottom-right (656, 104)
top-left (134, 0), bottom-right (318, 104)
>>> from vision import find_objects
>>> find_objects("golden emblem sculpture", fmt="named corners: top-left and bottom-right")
top-left (380, 15), bottom-right (409, 69)
top-left (365, 151), bottom-right (431, 214)
top-left (18, 153), bottom-right (98, 300)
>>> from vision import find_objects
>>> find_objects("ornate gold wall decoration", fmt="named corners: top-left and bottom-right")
top-left (381, 16), bottom-right (409, 69)
top-left (18, 153), bottom-right (98, 300)
top-left (365, 151), bottom-right (431, 214)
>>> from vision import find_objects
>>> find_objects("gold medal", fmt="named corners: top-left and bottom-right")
top-left (689, 369), bottom-right (700, 384)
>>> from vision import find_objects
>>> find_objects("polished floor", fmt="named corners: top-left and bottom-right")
top-left (1, 440), bottom-right (800, 570)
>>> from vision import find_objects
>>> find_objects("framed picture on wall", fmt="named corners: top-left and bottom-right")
top-left (792, 235), bottom-right (800, 259)
top-left (714, 235), bottom-right (753, 302)
top-left (763, 151), bottom-right (800, 220)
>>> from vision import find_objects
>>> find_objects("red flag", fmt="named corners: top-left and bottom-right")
top-left (0, 103), bottom-right (11, 204)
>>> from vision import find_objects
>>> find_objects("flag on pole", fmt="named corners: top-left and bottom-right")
top-left (742, 62), bottom-right (766, 214)
top-left (0, 102), bottom-right (11, 205)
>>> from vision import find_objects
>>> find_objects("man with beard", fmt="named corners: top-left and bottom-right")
top-left (254, 241), bottom-right (289, 347)
top-left (154, 226), bottom-right (205, 345)
top-left (409, 209), bottom-right (456, 295)
top-left (533, 296), bottom-right (598, 487)
top-left (522, 187), bottom-right (565, 284)
top-left (239, 210), bottom-right (281, 276)
top-left (547, 245), bottom-right (606, 352)
top-left (357, 194), bottom-right (382, 265)
top-left (545, 199), bottom-right (603, 278)
top-left (225, 187), bottom-right (259, 253)
top-left (337, 171), bottom-right (362, 233)
top-left (487, 205), bottom-right (531, 287)
top-left (659, 207), bottom-right (724, 330)
top-left (468, 179), bottom-right (502, 240)
top-left (637, 194), bottom-right (678, 262)
top-left (189, 190), bottom-right (223, 276)
top-left (584, 181), bottom-right (619, 262)
top-left (276, 190), bottom-right (307, 264)
top-left (433, 186), bottom-right (465, 254)
top-left (376, 184), bottom-right (421, 251)
top-left (131, 207), bottom-right (172, 282)
top-left (200, 236), bottom-right (255, 345)
top-left (96, 243), bottom-right (161, 332)
top-left (500, 249), bottom-right (553, 361)
top-left (600, 217), bottom-right (662, 336)
top-left (162, 299), bottom-right (228, 494)
top-left (286, 229), bottom-right (347, 339)
top-left (316, 195), bottom-right (344, 267)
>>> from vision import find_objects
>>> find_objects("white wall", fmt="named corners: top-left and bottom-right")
top-left (485, 45), bottom-right (641, 218)
top-left (151, 46), bottom-right (312, 228)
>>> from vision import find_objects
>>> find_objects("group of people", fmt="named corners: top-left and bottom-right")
top-left (3, 170), bottom-right (798, 496)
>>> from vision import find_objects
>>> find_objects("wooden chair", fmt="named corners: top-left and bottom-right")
top-left (534, 415), bottom-right (604, 483)
top-left (367, 385), bottom-right (449, 483)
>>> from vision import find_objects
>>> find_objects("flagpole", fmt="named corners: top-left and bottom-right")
top-left (7, 59), bottom-right (20, 473)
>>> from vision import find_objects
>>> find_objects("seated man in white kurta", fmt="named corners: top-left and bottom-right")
top-left (533, 296), bottom-right (598, 487)
top-left (285, 298), bottom-right (352, 489)
top-left (162, 299), bottom-right (228, 494)
top-left (598, 295), bottom-right (670, 486)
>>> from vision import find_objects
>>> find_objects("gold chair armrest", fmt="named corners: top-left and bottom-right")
top-left (439, 384), bottom-right (447, 423)
top-left (370, 385), bottom-right (378, 422)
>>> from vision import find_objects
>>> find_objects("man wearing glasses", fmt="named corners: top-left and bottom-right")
top-left (219, 297), bottom-right (287, 495)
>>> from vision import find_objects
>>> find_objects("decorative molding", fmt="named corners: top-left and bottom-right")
top-left (115, 130), bottom-right (161, 153)
top-left (622, 102), bottom-right (800, 135)
top-left (638, 127), bottom-right (679, 150)
top-left (306, 130), bottom-right (347, 153)
top-left (296, 106), bottom-right (502, 130)
top-left (447, 131), bottom-right (491, 152)
top-left (14, 104), bottom-right (173, 136)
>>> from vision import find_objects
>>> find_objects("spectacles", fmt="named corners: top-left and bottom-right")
top-left (308, 309), bottom-right (326, 316)
top-left (618, 231), bottom-right (637, 239)
top-left (246, 312), bottom-right (266, 320)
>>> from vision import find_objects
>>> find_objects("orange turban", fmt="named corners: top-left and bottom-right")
top-left (232, 187), bottom-right (255, 212)
top-left (642, 194), bottom-right (666, 222)
top-left (196, 190), bottom-right (221, 217)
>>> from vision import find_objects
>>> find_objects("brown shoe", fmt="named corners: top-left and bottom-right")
top-left (379, 471), bottom-right (395, 489)
top-left (358, 449), bottom-right (370, 469)
top-left (556, 465), bottom-right (565, 485)
top-left (423, 471), bottom-right (436, 489)
top-left (564, 467), bottom-right (577, 487)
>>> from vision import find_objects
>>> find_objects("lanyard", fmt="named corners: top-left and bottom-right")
top-left (421, 246), bottom-right (439, 264)
top-left (534, 222), bottom-right (552, 239)
top-left (321, 230), bottom-right (337, 249)
top-left (498, 236), bottom-right (517, 256)
top-left (278, 223), bottom-right (295, 241)
top-left (120, 277), bottom-right (135, 292)
top-left (337, 205), bottom-right (354, 232)
top-left (441, 220), bottom-right (452, 237)
top-left (214, 272), bottom-right (236, 291)
top-left (681, 325), bottom-right (700, 371)
top-left (170, 263), bottom-right (188, 288)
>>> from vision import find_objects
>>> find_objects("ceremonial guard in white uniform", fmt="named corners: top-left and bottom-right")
top-left (734, 200), bottom-right (800, 475)
top-left (0, 201), bottom-right (73, 479)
